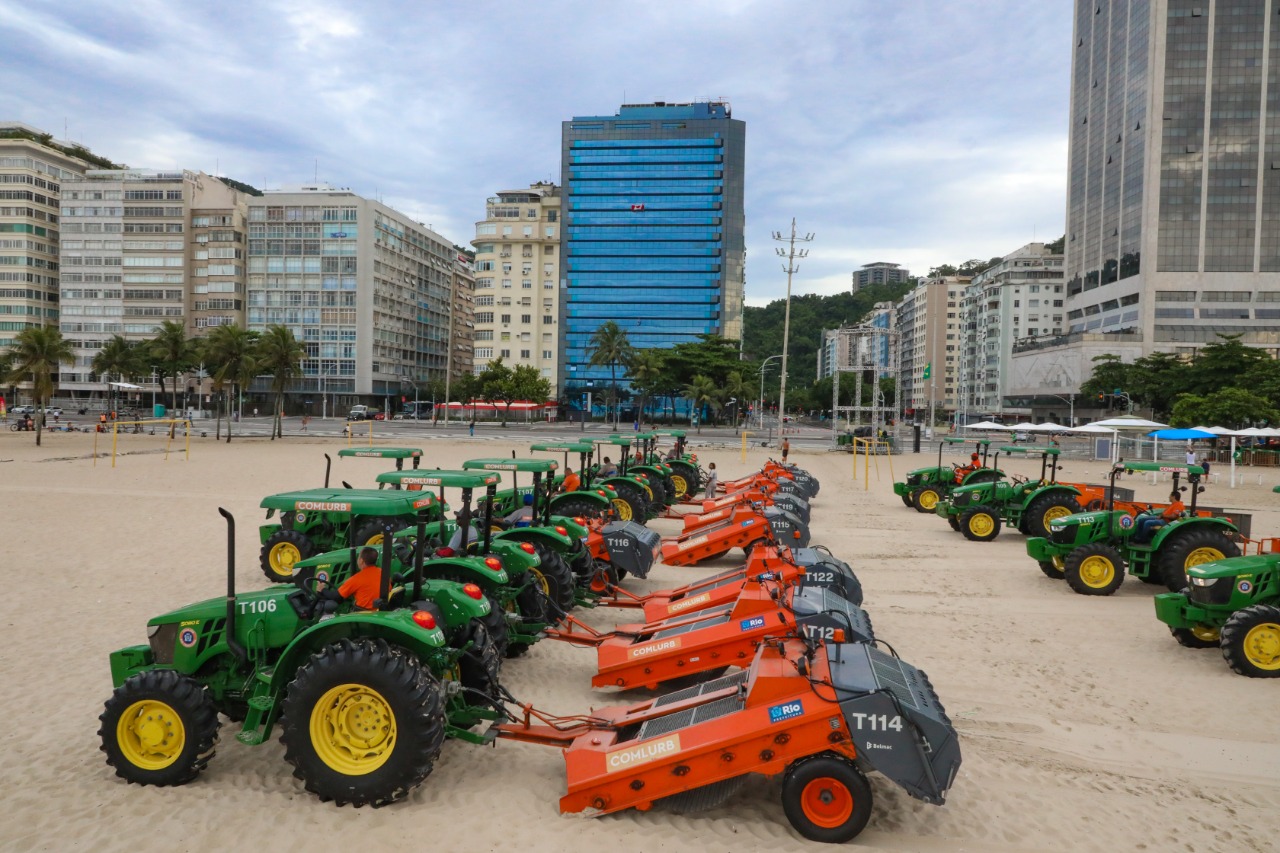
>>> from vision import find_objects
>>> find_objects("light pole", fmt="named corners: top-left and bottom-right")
top-left (772, 219), bottom-right (814, 437)
top-left (1052, 393), bottom-right (1075, 427)
top-left (758, 354), bottom-right (782, 430)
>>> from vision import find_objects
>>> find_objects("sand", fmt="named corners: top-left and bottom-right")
top-left (1, 429), bottom-right (1277, 853)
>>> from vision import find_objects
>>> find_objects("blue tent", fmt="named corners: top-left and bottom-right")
top-left (1148, 428), bottom-right (1216, 440)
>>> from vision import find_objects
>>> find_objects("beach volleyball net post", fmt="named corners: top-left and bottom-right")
top-left (346, 420), bottom-right (375, 447)
top-left (850, 438), bottom-right (893, 490)
top-left (99, 419), bottom-right (191, 468)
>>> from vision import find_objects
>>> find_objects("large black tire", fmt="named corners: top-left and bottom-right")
top-left (1158, 527), bottom-right (1241, 592)
top-left (911, 486), bottom-right (942, 514)
top-left (959, 506), bottom-right (1001, 542)
top-left (640, 475), bottom-right (668, 510)
top-left (607, 484), bottom-right (647, 524)
top-left (530, 544), bottom-right (577, 615)
top-left (99, 669), bottom-right (220, 787)
top-left (281, 638), bottom-right (447, 806)
top-left (900, 491), bottom-right (914, 508)
top-left (781, 753), bottom-right (874, 844)
top-left (1023, 493), bottom-right (1083, 539)
top-left (965, 470), bottom-right (1000, 486)
top-left (669, 461), bottom-right (701, 495)
top-left (479, 596), bottom-right (510, 659)
top-left (352, 516), bottom-right (410, 549)
top-left (457, 620), bottom-right (502, 698)
top-left (1063, 543), bottom-right (1126, 596)
top-left (553, 496), bottom-right (608, 521)
top-left (1038, 556), bottom-right (1065, 579)
top-left (260, 529), bottom-right (315, 583)
top-left (947, 516), bottom-right (961, 532)
top-left (1220, 604), bottom-right (1280, 677)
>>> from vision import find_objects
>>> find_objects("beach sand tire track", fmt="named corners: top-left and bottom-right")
top-left (281, 638), bottom-right (446, 807)
top-left (99, 669), bottom-right (220, 788)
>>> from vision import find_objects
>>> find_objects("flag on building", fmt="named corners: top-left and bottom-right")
top-left (631, 204), bottom-right (645, 211)
top-left (922, 362), bottom-right (931, 380)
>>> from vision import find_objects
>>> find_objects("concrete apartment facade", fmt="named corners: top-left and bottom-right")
top-left (0, 123), bottom-right (97, 353)
top-left (1011, 0), bottom-right (1280, 415)
top-left (470, 182), bottom-right (561, 394)
top-left (897, 276), bottom-right (968, 422)
top-left (58, 170), bottom-right (247, 401)
top-left (449, 256), bottom-right (475, 386)
top-left (852, 261), bottom-right (910, 293)
top-left (957, 243), bottom-right (1065, 422)
top-left (246, 186), bottom-right (457, 415)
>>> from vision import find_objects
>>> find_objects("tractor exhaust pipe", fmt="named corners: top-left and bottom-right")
top-left (324, 453), bottom-right (331, 488)
top-left (379, 521), bottom-right (394, 609)
top-left (413, 511), bottom-right (427, 603)
top-left (219, 508), bottom-right (247, 662)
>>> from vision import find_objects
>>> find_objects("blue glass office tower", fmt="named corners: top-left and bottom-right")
top-left (558, 101), bottom-right (745, 398)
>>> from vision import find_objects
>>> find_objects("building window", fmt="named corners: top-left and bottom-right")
top-left (520, 349), bottom-right (531, 359)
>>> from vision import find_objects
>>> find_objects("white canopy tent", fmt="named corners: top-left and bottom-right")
top-left (1092, 416), bottom-right (1170, 463)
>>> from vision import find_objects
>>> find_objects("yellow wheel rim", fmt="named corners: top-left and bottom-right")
top-left (670, 474), bottom-right (688, 498)
top-left (1185, 547), bottom-right (1224, 569)
top-left (1243, 622), bottom-right (1280, 670)
top-left (1190, 625), bottom-right (1220, 643)
top-left (968, 513), bottom-right (995, 537)
top-left (1052, 555), bottom-right (1065, 572)
top-left (611, 497), bottom-right (633, 521)
top-left (528, 567), bottom-right (552, 596)
top-left (116, 699), bottom-right (186, 771)
top-left (309, 683), bottom-right (397, 776)
top-left (269, 542), bottom-right (301, 579)
top-left (1043, 506), bottom-right (1073, 527)
top-left (1079, 555), bottom-right (1116, 588)
top-left (918, 490), bottom-right (939, 510)
top-left (364, 532), bottom-right (384, 547)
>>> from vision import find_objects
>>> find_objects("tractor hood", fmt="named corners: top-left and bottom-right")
top-left (1187, 553), bottom-right (1274, 581)
top-left (147, 593), bottom-right (229, 627)
top-left (1048, 510), bottom-right (1104, 532)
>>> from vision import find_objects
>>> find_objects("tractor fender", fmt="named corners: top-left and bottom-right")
top-left (549, 491), bottom-right (610, 514)
top-left (1150, 516), bottom-right (1238, 551)
top-left (602, 475), bottom-right (652, 500)
top-left (1025, 484), bottom-right (1082, 502)
top-left (422, 556), bottom-right (510, 586)
top-left (417, 578), bottom-right (492, 622)
top-left (269, 610), bottom-right (448, 695)
top-left (493, 527), bottom-right (576, 554)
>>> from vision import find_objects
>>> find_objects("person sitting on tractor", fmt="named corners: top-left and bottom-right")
top-left (318, 546), bottom-right (382, 611)
top-left (504, 493), bottom-right (535, 528)
top-left (1134, 490), bottom-right (1186, 542)
top-left (561, 466), bottom-right (581, 493)
top-left (599, 456), bottom-right (618, 477)
top-left (953, 452), bottom-right (982, 484)
top-left (446, 508), bottom-right (481, 552)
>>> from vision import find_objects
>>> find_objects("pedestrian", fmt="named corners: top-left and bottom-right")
top-left (781, 438), bottom-right (790, 462)
top-left (253, 407), bottom-right (259, 418)
top-left (1185, 445), bottom-right (1196, 466)
top-left (300, 415), bottom-right (311, 432)
top-left (1198, 451), bottom-right (1212, 478)
top-left (468, 420), bottom-right (475, 437)
top-left (703, 462), bottom-right (717, 500)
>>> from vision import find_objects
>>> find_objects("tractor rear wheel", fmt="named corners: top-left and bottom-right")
top-left (260, 529), bottom-right (315, 582)
top-left (1063, 543), bottom-right (1126, 596)
top-left (1220, 604), bottom-right (1280, 677)
top-left (960, 506), bottom-right (1001, 542)
top-left (554, 497), bottom-right (606, 520)
top-left (1024, 493), bottom-right (1082, 539)
top-left (352, 516), bottom-right (409, 549)
top-left (911, 486), bottom-right (942, 513)
top-left (781, 753), bottom-right (874, 844)
top-left (1037, 556), bottom-right (1065, 579)
top-left (1158, 528), bottom-right (1240, 592)
top-left (610, 484), bottom-right (647, 523)
top-left (530, 545), bottom-right (576, 615)
top-left (480, 596), bottom-right (511, 659)
top-left (668, 472), bottom-right (689, 499)
top-left (281, 638), bottom-right (446, 806)
top-left (457, 620), bottom-right (502, 697)
top-left (100, 669), bottom-right (220, 787)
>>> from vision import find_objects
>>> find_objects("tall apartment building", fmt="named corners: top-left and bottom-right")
top-left (897, 276), bottom-right (968, 422)
top-left (246, 186), bottom-right (458, 413)
top-left (558, 101), bottom-right (746, 399)
top-left (470, 183), bottom-right (561, 393)
top-left (58, 170), bottom-right (247, 399)
top-left (0, 123), bottom-right (100, 352)
top-left (1010, 0), bottom-right (1280, 410)
top-left (957, 244), bottom-right (1065, 421)
top-left (852, 262), bottom-right (910, 293)
top-left (449, 255), bottom-right (475, 385)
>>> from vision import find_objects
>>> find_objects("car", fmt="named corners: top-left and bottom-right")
top-left (11, 405), bottom-right (34, 416)
top-left (43, 407), bottom-right (63, 418)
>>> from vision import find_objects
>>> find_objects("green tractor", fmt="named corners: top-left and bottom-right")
top-left (936, 447), bottom-right (1085, 541)
top-left (532, 440), bottom-right (650, 522)
top-left (1026, 461), bottom-right (1241, 595)
top-left (1153, 552), bottom-right (1280, 677)
top-left (892, 437), bottom-right (1001, 513)
top-left (594, 435), bottom-right (678, 519)
top-left (336, 445), bottom-right (423, 470)
top-left (99, 509), bottom-right (504, 806)
top-left (528, 441), bottom-right (620, 519)
top-left (647, 429), bottom-right (703, 497)
top-left (375, 467), bottom-right (578, 635)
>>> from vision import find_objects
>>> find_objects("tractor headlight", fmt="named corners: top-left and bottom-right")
top-left (146, 625), bottom-right (160, 638)
top-left (1190, 575), bottom-right (1216, 587)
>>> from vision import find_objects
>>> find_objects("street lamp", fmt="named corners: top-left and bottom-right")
top-left (758, 354), bottom-right (782, 430)
top-left (1051, 393), bottom-right (1075, 427)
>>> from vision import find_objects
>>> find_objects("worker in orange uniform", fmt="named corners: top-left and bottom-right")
top-left (953, 452), bottom-right (981, 484)
top-left (562, 466), bottom-right (581, 493)
top-left (319, 546), bottom-right (382, 611)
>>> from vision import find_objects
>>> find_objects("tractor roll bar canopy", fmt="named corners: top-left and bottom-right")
top-left (338, 446), bottom-right (424, 470)
top-left (375, 470), bottom-right (499, 489)
top-left (529, 441), bottom-right (594, 453)
top-left (999, 445), bottom-right (1060, 456)
top-left (1120, 461), bottom-right (1204, 476)
top-left (259, 488), bottom-right (437, 513)
top-left (463, 458), bottom-right (558, 473)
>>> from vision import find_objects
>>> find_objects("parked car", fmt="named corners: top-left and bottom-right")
top-left (11, 405), bottom-right (34, 416)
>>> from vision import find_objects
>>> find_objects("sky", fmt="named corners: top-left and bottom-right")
top-left (1, 0), bottom-right (1073, 305)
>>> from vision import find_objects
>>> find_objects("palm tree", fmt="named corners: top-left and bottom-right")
top-left (203, 324), bottom-right (259, 442)
top-left (588, 320), bottom-right (633, 430)
top-left (3, 326), bottom-right (75, 446)
top-left (625, 348), bottom-right (664, 430)
top-left (148, 321), bottom-right (194, 413)
top-left (92, 335), bottom-right (143, 413)
top-left (684, 374), bottom-right (718, 435)
top-left (256, 325), bottom-right (306, 439)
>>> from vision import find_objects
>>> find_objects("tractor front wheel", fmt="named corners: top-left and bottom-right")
top-left (1037, 556), bottom-right (1065, 579)
top-left (281, 638), bottom-right (446, 806)
top-left (1063, 543), bottom-right (1126, 596)
top-left (947, 516), bottom-right (961, 532)
top-left (1024, 493), bottom-right (1082, 539)
top-left (1158, 529), bottom-right (1240, 592)
top-left (99, 669), bottom-right (220, 787)
top-left (900, 491), bottom-right (914, 508)
top-left (1171, 625), bottom-right (1221, 649)
top-left (911, 486), bottom-right (941, 514)
top-left (959, 506), bottom-right (1001, 542)
top-left (260, 529), bottom-right (315, 582)
top-left (1220, 604), bottom-right (1280, 677)
top-left (781, 753), bottom-right (874, 844)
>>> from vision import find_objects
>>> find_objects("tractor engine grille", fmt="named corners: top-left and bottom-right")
top-left (150, 623), bottom-right (178, 664)
top-left (637, 695), bottom-right (744, 740)
top-left (1189, 577), bottom-right (1235, 606)
top-left (1049, 526), bottom-right (1077, 546)
top-left (653, 670), bottom-right (749, 708)
top-left (952, 491), bottom-right (973, 508)
top-left (652, 608), bottom-right (733, 640)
